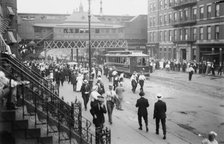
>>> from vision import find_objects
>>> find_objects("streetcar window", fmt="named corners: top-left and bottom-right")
top-left (137, 57), bottom-right (147, 66)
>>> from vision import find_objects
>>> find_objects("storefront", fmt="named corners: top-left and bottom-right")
top-left (146, 43), bottom-right (159, 58)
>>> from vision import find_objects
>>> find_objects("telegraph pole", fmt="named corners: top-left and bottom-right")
top-left (88, 0), bottom-right (93, 87)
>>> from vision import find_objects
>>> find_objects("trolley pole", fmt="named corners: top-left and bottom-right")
top-left (88, 0), bottom-right (93, 88)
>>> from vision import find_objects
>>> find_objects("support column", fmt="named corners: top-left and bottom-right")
top-left (71, 48), bottom-right (73, 61)
top-left (220, 48), bottom-right (223, 66)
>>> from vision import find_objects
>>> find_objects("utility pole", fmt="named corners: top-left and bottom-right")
top-left (88, 0), bottom-right (93, 87)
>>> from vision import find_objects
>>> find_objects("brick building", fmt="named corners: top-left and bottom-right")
top-left (147, 0), bottom-right (224, 65)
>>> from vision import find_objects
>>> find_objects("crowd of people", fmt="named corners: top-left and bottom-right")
top-left (149, 59), bottom-right (223, 76)
top-left (0, 53), bottom-right (220, 143)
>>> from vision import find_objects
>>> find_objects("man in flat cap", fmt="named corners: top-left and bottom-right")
top-left (153, 93), bottom-right (167, 140)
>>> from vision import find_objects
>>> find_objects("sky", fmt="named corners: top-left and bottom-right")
top-left (17, 0), bottom-right (148, 16)
top-left (17, 0), bottom-right (147, 16)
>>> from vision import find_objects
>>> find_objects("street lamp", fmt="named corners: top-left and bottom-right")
top-left (88, 0), bottom-right (93, 87)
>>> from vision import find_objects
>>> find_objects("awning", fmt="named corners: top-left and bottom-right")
top-left (7, 31), bottom-right (17, 43)
top-left (7, 6), bottom-right (15, 16)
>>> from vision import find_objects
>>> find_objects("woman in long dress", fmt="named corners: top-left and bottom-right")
top-left (76, 73), bottom-right (83, 91)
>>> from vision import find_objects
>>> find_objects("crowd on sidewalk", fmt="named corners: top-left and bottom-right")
top-left (1, 55), bottom-right (220, 143)
top-left (149, 59), bottom-right (223, 76)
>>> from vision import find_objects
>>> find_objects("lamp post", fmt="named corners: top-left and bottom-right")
top-left (88, 0), bottom-right (93, 87)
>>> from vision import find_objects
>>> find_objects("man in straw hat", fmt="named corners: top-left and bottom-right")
top-left (202, 131), bottom-right (218, 144)
top-left (136, 90), bottom-right (149, 132)
top-left (153, 93), bottom-right (167, 140)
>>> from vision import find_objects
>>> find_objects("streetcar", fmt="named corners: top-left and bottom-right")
top-left (105, 50), bottom-right (150, 77)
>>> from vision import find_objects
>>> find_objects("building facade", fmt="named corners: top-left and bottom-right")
top-left (18, 4), bottom-right (147, 61)
top-left (147, 0), bottom-right (224, 65)
top-left (0, 0), bottom-right (18, 55)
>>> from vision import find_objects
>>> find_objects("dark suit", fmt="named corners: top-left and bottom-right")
top-left (136, 97), bottom-right (149, 128)
top-left (153, 100), bottom-right (167, 136)
top-left (90, 100), bottom-right (107, 128)
top-left (80, 83), bottom-right (91, 110)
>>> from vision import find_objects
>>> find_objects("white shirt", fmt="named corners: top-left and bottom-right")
top-left (138, 74), bottom-right (146, 81)
top-left (105, 90), bottom-right (117, 101)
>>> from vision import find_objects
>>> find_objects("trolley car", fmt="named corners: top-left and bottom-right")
top-left (105, 51), bottom-right (150, 77)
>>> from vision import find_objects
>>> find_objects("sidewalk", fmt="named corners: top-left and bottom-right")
top-left (59, 75), bottom-right (205, 144)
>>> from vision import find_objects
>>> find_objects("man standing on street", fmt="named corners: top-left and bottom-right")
top-left (138, 71), bottom-right (146, 91)
top-left (188, 65), bottom-right (194, 81)
top-left (136, 90), bottom-right (149, 132)
top-left (80, 80), bottom-right (91, 111)
top-left (105, 84), bottom-right (117, 125)
top-left (115, 82), bottom-right (125, 110)
top-left (153, 94), bottom-right (167, 140)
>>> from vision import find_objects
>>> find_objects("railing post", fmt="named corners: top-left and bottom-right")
top-left (34, 89), bottom-right (37, 128)
top-left (46, 102), bottom-right (49, 135)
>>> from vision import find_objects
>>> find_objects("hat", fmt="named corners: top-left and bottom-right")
top-left (156, 93), bottom-right (163, 99)
top-left (97, 95), bottom-right (104, 101)
top-left (209, 131), bottom-right (217, 137)
top-left (139, 91), bottom-right (145, 96)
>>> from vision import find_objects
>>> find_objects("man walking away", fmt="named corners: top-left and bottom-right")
top-left (153, 94), bottom-right (167, 140)
top-left (188, 65), bottom-right (194, 81)
top-left (138, 72), bottom-right (146, 91)
top-left (136, 91), bottom-right (149, 132)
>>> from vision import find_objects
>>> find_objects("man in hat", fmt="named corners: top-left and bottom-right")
top-left (138, 71), bottom-right (146, 91)
top-left (153, 93), bottom-right (167, 140)
top-left (202, 131), bottom-right (218, 144)
top-left (80, 79), bottom-right (91, 110)
top-left (136, 90), bottom-right (149, 132)
top-left (105, 84), bottom-right (117, 124)
top-left (188, 65), bottom-right (194, 81)
top-left (90, 95), bottom-right (107, 128)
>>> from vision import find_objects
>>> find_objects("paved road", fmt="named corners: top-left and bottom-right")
top-left (59, 70), bottom-right (224, 144)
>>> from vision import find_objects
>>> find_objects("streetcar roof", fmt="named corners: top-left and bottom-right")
top-left (105, 53), bottom-right (149, 57)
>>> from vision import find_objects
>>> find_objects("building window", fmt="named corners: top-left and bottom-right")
top-left (185, 29), bottom-right (189, 40)
top-left (199, 6), bottom-right (204, 19)
top-left (64, 28), bottom-right (68, 33)
top-left (199, 27), bottom-right (204, 40)
top-left (193, 28), bottom-right (197, 40)
top-left (207, 26), bottom-right (211, 40)
top-left (180, 10), bottom-right (183, 21)
top-left (95, 29), bottom-right (100, 33)
top-left (180, 29), bottom-right (183, 41)
top-left (160, 15), bottom-right (163, 25)
top-left (215, 4), bottom-right (220, 17)
top-left (174, 29), bottom-right (178, 41)
top-left (215, 25), bottom-right (220, 40)
top-left (174, 12), bottom-right (178, 22)
top-left (169, 13), bottom-right (172, 23)
top-left (207, 5), bottom-right (211, 18)
top-left (75, 28), bottom-right (79, 33)
top-left (169, 30), bottom-right (172, 41)
top-left (160, 0), bottom-right (163, 9)
top-left (160, 31), bottom-right (162, 41)
top-left (164, 31), bottom-right (167, 41)
top-left (164, 0), bottom-right (168, 8)
top-left (193, 8), bottom-right (197, 19)
top-left (183, 9), bottom-right (188, 20)
top-left (164, 15), bottom-right (167, 24)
